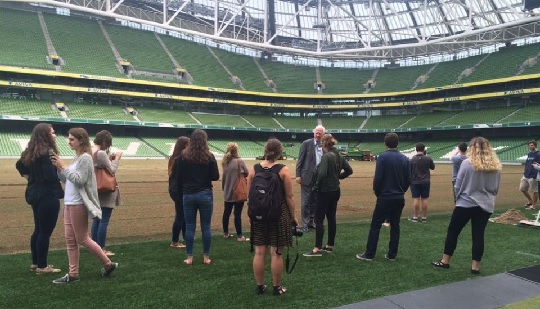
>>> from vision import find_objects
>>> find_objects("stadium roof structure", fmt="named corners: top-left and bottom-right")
top-left (21, 0), bottom-right (540, 60)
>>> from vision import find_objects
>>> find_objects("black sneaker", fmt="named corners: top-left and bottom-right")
top-left (385, 254), bottom-right (396, 261)
top-left (303, 250), bottom-right (322, 257)
top-left (52, 274), bottom-right (80, 284)
top-left (255, 284), bottom-right (267, 295)
top-left (101, 262), bottom-right (118, 277)
top-left (356, 253), bottom-right (373, 261)
top-left (421, 218), bottom-right (427, 222)
top-left (408, 217), bottom-right (418, 222)
top-left (321, 246), bottom-right (334, 253)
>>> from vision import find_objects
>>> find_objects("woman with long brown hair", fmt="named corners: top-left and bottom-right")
top-left (221, 142), bottom-right (249, 241)
top-left (168, 136), bottom-right (189, 248)
top-left (175, 130), bottom-right (219, 265)
top-left (91, 130), bottom-right (122, 256)
top-left (51, 127), bottom-right (117, 283)
top-left (432, 136), bottom-right (502, 274)
top-left (16, 123), bottom-right (64, 274)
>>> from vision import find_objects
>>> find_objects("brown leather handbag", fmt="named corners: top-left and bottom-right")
top-left (232, 159), bottom-right (248, 202)
top-left (93, 153), bottom-right (117, 193)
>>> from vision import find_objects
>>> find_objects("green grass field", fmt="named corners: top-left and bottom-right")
top-left (1, 159), bottom-right (539, 308)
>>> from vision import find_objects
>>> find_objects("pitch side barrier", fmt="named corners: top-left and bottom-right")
top-left (0, 65), bottom-right (539, 109)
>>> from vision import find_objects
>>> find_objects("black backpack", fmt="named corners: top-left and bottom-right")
top-left (248, 164), bottom-right (284, 223)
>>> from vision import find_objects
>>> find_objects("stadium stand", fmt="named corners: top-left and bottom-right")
top-left (257, 60), bottom-right (317, 94)
top-left (362, 114), bottom-right (415, 130)
top-left (501, 103), bottom-right (540, 123)
top-left (320, 116), bottom-right (364, 130)
top-left (462, 43), bottom-right (540, 82)
top-left (273, 116), bottom-right (319, 129)
top-left (105, 25), bottom-right (175, 74)
top-left (400, 112), bottom-right (457, 129)
top-left (370, 64), bottom-right (431, 93)
top-left (136, 106), bottom-right (198, 125)
top-left (438, 106), bottom-right (519, 126)
top-left (0, 9), bottom-right (54, 70)
top-left (66, 102), bottom-right (134, 121)
top-left (241, 114), bottom-right (282, 129)
top-left (159, 36), bottom-right (236, 89)
top-left (43, 13), bottom-right (124, 77)
top-left (317, 67), bottom-right (374, 94)
top-left (417, 54), bottom-right (487, 89)
top-left (210, 49), bottom-right (268, 92)
top-left (0, 98), bottom-right (59, 117)
top-left (191, 112), bottom-right (252, 128)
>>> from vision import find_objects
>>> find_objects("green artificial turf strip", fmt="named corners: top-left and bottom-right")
top-left (1, 213), bottom-right (539, 309)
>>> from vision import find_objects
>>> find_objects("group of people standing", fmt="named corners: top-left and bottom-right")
top-left (17, 123), bottom-right (121, 283)
top-left (17, 122), bottom-right (505, 292)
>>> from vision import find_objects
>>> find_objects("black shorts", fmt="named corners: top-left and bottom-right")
top-left (411, 183), bottom-right (430, 198)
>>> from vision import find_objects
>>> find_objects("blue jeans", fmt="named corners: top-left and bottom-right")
top-left (222, 201), bottom-right (244, 237)
top-left (91, 207), bottom-right (113, 248)
top-left (365, 197), bottom-right (405, 259)
top-left (172, 199), bottom-right (186, 243)
top-left (31, 193), bottom-right (60, 268)
top-left (183, 190), bottom-right (213, 256)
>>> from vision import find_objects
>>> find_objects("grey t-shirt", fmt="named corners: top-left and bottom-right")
top-left (454, 159), bottom-right (500, 213)
top-left (410, 154), bottom-right (435, 184)
top-left (451, 154), bottom-right (467, 182)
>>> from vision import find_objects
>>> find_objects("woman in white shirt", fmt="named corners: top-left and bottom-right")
top-left (51, 127), bottom-right (118, 283)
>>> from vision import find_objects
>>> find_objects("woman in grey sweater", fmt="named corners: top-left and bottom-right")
top-left (91, 130), bottom-right (122, 256)
top-left (221, 142), bottom-right (249, 241)
top-left (51, 127), bottom-right (117, 283)
top-left (432, 137), bottom-right (501, 274)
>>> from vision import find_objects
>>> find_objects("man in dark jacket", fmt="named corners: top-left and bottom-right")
top-left (357, 133), bottom-right (410, 261)
top-left (296, 125), bottom-right (325, 232)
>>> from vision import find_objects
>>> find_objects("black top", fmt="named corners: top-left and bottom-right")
top-left (175, 155), bottom-right (220, 194)
top-left (373, 150), bottom-right (410, 199)
top-left (16, 155), bottom-right (64, 205)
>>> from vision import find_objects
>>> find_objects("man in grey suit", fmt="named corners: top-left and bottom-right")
top-left (296, 125), bottom-right (325, 232)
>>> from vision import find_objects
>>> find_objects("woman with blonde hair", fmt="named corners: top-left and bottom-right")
top-left (248, 138), bottom-right (298, 296)
top-left (168, 136), bottom-right (189, 248)
top-left (91, 130), bottom-right (122, 256)
top-left (51, 127), bottom-right (117, 283)
top-left (432, 136), bottom-right (501, 274)
top-left (221, 142), bottom-right (249, 241)
top-left (16, 123), bottom-right (64, 274)
top-left (175, 129), bottom-right (219, 266)
top-left (304, 134), bottom-right (352, 257)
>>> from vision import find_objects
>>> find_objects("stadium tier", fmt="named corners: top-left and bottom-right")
top-left (159, 36), bottom-right (237, 89)
top-left (43, 13), bottom-right (124, 77)
top-left (106, 24), bottom-right (175, 75)
top-left (0, 8), bottom-right (539, 95)
top-left (0, 9), bottom-right (54, 70)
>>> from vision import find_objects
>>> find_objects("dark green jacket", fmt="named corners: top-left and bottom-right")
top-left (312, 148), bottom-right (353, 192)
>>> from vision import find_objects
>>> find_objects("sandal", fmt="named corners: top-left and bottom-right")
top-left (203, 257), bottom-right (212, 265)
top-left (273, 285), bottom-right (287, 296)
top-left (431, 260), bottom-right (450, 269)
top-left (255, 284), bottom-right (267, 295)
top-left (526, 205), bottom-right (536, 210)
top-left (237, 236), bottom-right (250, 242)
top-left (170, 242), bottom-right (186, 248)
top-left (183, 258), bottom-right (193, 266)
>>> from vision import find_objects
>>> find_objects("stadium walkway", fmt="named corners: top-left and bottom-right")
top-left (337, 266), bottom-right (540, 309)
